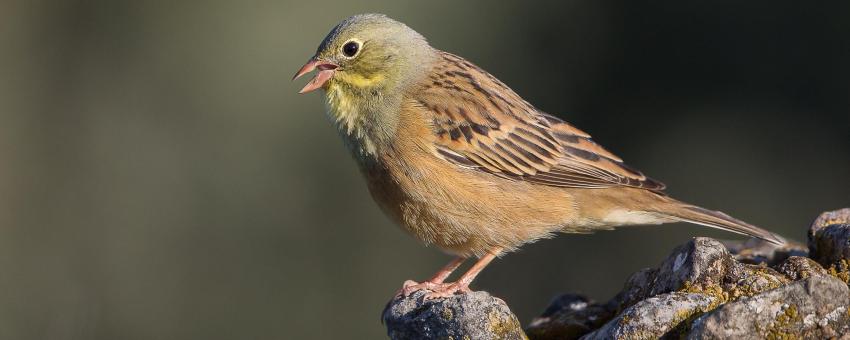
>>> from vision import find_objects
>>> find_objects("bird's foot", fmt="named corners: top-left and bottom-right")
top-left (397, 280), bottom-right (443, 297)
top-left (396, 280), bottom-right (471, 299)
top-left (382, 280), bottom-right (472, 323)
top-left (423, 282), bottom-right (470, 299)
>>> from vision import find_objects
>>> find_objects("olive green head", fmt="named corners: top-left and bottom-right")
top-left (294, 14), bottom-right (435, 94)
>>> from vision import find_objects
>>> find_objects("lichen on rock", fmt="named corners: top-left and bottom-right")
top-left (688, 275), bottom-right (850, 339)
top-left (382, 290), bottom-right (526, 340)
top-left (809, 209), bottom-right (850, 262)
top-left (582, 292), bottom-right (717, 340)
top-left (383, 208), bottom-right (850, 339)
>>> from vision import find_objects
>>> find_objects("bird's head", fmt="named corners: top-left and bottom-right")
top-left (293, 13), bottom-right (435, 96)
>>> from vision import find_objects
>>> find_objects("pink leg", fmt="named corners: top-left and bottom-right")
top-left (424, 247), bottom-right (503, 299)
top-left (428, 257), bottom-right (466, 283)
top-left (400, 257), bottom-right (466, 296)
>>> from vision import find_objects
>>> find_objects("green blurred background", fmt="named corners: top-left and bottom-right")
top-left (1, 1), bottom-right (848, 339)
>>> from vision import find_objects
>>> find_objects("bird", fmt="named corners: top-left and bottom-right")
top-left (293, 13), bottom-right (784, 299)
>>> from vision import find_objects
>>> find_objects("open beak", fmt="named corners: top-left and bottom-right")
top-left (292, 58), bottom-right (338, 94)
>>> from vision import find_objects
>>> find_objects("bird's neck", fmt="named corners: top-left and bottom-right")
top-left (324, 51), bottom-right (437, 159)
top-left (323, 46), bottom-right (439, 162)
top-left (324, 82), bottom-right (402, 159)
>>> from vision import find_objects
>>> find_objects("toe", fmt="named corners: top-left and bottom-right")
top-left (422, 283), bottom-right (466, 300)
top-left (401, 285), bottom-right (420, 296)
top-left (402, 281), bottom-right (440, 296)
top-left (423, 290), bottom-right (453, 300)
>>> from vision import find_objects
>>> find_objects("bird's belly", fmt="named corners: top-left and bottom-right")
top-left (361, 164), bottom-right (472, 255)
top-left (361, 159), bottom-right (578, 257)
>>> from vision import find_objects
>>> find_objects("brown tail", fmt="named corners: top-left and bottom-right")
top-left (658, 203), bottom-right (785, 246)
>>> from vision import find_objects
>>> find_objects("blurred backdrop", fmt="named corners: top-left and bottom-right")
top-left (1, 1), bottom-right (848, 339)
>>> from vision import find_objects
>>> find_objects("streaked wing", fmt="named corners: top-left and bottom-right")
top-left (415, 52), bottom-right (665, 191)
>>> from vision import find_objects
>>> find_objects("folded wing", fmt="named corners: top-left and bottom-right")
top-left (417, 52), bottom-right (665, 191)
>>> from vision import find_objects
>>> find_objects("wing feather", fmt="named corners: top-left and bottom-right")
top-left (416, 52), bottom-right (665, 192)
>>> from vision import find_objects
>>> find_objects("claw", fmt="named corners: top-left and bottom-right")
top-left (383, 280), bottom-right (472, 322)
top-left (422, 282), bottom-right (471, 300)
top-left (393, 279), bottom-right (471, 299)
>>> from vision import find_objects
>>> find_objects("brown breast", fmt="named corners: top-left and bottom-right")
top-left (358, 102), bottom-right (583, 257)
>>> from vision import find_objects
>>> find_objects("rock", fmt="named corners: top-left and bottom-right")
top-left (776, 256), bottom-right (830, 281)
top-left (722, 261), bottom-right (789, 301)
top-left (650, 238), bottom-right (733, 295)
top-left (808, 208), bottom-right (850, 267)
top-left (528, 237), bottom-right (799, 340)
top-left (606, 268), bottom-right (657, 313)
top-left (608, 237), bottom-right (733, 311)
top-left (607, 237), bottom-right (790, 311)
top-left (582, 292), bottom-right (718, 340)
top-left (383, 208), bottom-right (850, 339)
top-left (688, 275), bottom-right (850, 339)
top-left (382, 290), bottom-right (526, 340)
top-left (722, 237), bottom-right (808, 266)
top-left (526, 294), bottom-right (611, 339)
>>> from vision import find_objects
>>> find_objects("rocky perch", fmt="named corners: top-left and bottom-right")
top-left (383, 208), bottom-right (850, 339)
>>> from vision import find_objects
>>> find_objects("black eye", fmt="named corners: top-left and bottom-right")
top-left (342, 41), bottom-right (359, 57)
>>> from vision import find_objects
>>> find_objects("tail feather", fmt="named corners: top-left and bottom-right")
top-left (660, 204), bottom-right (785, 246)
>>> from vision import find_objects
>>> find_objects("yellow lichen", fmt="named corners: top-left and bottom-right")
top-left (440, 307), bottom-right (454, 321)
top-left (669, 290), bottom-right (728, 338)
top-left (682, 266), bottom-right (786, 303)
top-left (827, 259), bottom-right (850, 284)
top-left (765, 304), bottom-right (801, 340)
top-left (818, 215), bottom-right (850, 228)
top-left (486, 310), bottom-right (527, 339)
top-left (672, 308), bottom-right (695, 324)
top-left (680, 282), bottom-right (729, 309)
top-left (727, 269), bottom-right (785, 301)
